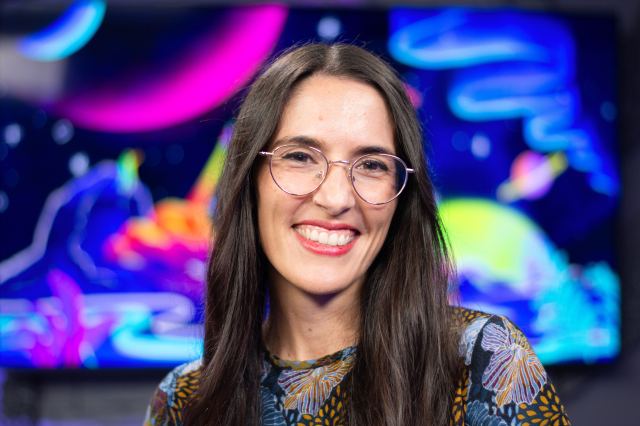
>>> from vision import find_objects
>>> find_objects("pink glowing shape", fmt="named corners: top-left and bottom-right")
top-left (507, 150), bottom-right (568, 201)
top-left (102, 195), bottom-right (211, 300)
top-left (513, 151), bottom-right (546, 175)
top-left (53, 5), bottom-right (288, 132)
top-left (30, 269), bottom-right (114, 368)
top-left (403, 82), bottom-right (423, 108)
top-left (497, 150), bottom-right (568, 202)
top-left (511, 151), bottom-right (553, 199)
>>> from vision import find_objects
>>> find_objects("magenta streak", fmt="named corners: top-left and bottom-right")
top-left (54, 5), bottom-right (288, 132)
top-left (29, 269), bottom-right (115, 368)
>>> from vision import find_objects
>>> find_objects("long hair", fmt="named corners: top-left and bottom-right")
top-left (184, 43), bottom-right (460, 425)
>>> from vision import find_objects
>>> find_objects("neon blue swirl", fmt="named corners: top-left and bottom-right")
top-left (19, 0), bottom-right (106, 62)
top-left (389, 8), bottom-right (618, 195)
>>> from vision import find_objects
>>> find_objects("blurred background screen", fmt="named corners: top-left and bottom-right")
top-left (0, 2), bottom-right (619, 368)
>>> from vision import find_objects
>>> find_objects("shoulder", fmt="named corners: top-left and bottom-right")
top-left (450, 307), bottom-right (571, 425)
top-left (454, 308), bottom-right (538, 372)
top-left (144, 359), bottom-right (202, 426)
top-left (453, 307), bottom-right (544, 394)
top-left (452, 307), bottom-right (506, 366)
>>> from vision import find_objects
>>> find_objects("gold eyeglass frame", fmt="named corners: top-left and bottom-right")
top-left (258, 144), bottom-right (415, 205)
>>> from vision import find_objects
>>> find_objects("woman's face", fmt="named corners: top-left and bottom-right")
top-left (257, 74), bottom-right (398, 297)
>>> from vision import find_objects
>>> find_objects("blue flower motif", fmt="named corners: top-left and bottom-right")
top-left (261, 386), bottom-right (287, 426)
top-left (466, 400), bottom-right (509, 426)
top-left (459, 316), bottom-right (490, 365)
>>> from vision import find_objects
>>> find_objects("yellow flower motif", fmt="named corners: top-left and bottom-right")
top-left (516, 383), bottom-right (572, 425)
top-left (450, 369), bottom-right (470, 426)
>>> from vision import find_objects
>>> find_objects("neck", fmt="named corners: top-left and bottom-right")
top-left (263, 278), bottom-right (361, 361)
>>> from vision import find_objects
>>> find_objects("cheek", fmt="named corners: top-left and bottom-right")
top-left (256, 168), bottom-right (298, 254)
top-left (372, 202), bottom-right (397, 237)
top-left (360, 203), bottom-right (397, 261)
top-left (374, 205), bottom-right (397, 254)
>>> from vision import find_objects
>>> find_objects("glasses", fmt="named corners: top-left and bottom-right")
top-left (259, 144), bottom-right (414, 205)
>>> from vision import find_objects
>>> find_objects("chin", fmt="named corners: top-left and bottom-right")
top-left (293, 274), bottom-right (361, 297)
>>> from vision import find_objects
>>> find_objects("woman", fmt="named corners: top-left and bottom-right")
top-left (145, 43), bottom-right (571, 426)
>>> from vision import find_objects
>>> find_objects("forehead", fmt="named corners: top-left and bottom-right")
top-left (273, 74), bottom-right (396, 154)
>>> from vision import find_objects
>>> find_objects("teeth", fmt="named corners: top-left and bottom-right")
top-left (318, 232), bottom-right (329, 245)
top-left (295, 225), bottom-right (355, 246)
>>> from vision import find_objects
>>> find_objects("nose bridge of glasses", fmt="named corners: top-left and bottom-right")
top-left (322, 159), bottom-right (353, 180)
top-left (328, 159), bottom-right (351, 170)
top-left (312, 158), bottom-right (357, 210)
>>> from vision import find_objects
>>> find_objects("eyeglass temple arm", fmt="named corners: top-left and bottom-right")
top-left (258, 151), bottom-right (273, 156)
top-left (407, 168), bottom-right (415, 173)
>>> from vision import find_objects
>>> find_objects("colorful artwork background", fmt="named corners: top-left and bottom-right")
top-left (0, 5), bottom-right (618, 367)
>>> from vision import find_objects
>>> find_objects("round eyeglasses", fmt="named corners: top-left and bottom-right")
top-left (259, 144), bottom-right (414, 205)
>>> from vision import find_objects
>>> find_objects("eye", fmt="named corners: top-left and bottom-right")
top-left (357, 158), bottom-right (389, 173)
top-left (282, 151), bottom-right (314, 163)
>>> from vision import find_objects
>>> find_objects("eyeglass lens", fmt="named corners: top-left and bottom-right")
top-left (268, 144), bottom-right (408, 204)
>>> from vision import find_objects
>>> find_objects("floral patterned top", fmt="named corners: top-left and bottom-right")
top-left (144, 308), bottom-right (571, 425)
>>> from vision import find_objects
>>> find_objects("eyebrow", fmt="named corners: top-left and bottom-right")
top-left (273, 135), bottom-right (321, 150)
top-left (272, 135), bottom-right (396, 156)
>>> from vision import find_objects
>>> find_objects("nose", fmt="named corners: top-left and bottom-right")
top-left (312, 162), bottom-right (356, 215)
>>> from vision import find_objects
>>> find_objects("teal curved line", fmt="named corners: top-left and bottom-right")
top-left (19, 0), bottom-right (106, 62)
top-left (111, 310), bottom-right (202, 362)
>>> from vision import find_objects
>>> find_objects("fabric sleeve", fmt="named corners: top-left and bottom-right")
top-left (143, 381), bottom-right (172, 426)
top-left (460, 314), bottom-right (572, 425)
top-left (143, 359), bottom-right (202, 426)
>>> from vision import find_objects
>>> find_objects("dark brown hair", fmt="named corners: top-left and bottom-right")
top-left (184, 43), bottom-right (459, 425)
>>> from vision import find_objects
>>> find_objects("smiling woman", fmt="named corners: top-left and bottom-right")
top-left (257, 75), bottom-right (398, 304)
top-left (143, 43), bottom-right (571, 426)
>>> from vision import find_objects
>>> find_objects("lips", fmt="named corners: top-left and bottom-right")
top-left (292, 222), bottom-right (359, 256)
top-left (294, 224), bottom-right (356, 246)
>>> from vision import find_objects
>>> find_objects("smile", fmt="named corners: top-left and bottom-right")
top-left (294, 225), bottom-right (356, 247)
